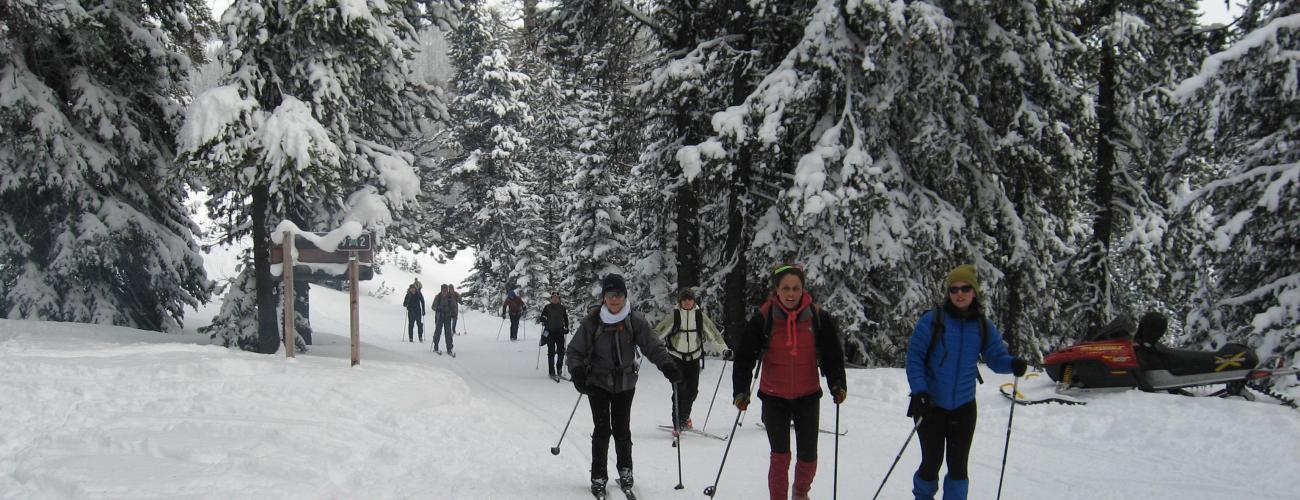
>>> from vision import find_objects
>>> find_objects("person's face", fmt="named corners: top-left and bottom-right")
top-left (604, 292), bottom-right (626, 313)
top-left (679, 298), bottom-right (696, 310)
top-left (550, 295), bottom-right (559, 304)
top-left (948, 281), bottom-right (976, 310)
top-left (775, 274), bottom-right (804, 309)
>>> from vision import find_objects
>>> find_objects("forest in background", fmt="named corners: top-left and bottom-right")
top-left (2, 0), bottom-right (1296, 366)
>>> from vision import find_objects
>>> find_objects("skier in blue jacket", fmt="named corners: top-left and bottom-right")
top-left (905, 264), bottom-right (1027, 500)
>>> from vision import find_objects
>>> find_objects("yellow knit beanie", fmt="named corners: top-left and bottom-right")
top-left (945, 264), bottom-right (979, 294)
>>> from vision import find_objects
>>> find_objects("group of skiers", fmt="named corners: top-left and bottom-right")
top-left (403, 261), bottom-right (1025, 499)
top-left (559, 263), bottom-right (1026, 500)
top-left (402, 280), bottom-right (461, 355)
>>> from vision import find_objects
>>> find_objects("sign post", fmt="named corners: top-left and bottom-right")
top-left (270, 230), bottom-right (374, 366)
top-left (282, 230), bottom-right (295, 358)
top-left (338, 234), bottom-right (371, 367)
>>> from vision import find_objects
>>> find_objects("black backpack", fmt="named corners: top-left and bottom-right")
top-left (924, 305), bottom-right (989, 384)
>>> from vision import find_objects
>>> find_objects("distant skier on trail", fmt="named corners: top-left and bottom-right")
top-left (502, 287), bottom-right (526, 341)
top-left (567, 273), bottom-right (682, 498)
top-left (732, 263), bottom-right (846, 500)
top-left (539, 292), bottom-right (570, 380)
top-left (904, 264), bottom-right (1027, 500)
top-left (432, 284), bottom-right (456, 355)
top-left (654, 287), bottom-right (729, 431)
top-left (447, 284), bottom-right (461, 335)
top-left (402, 284), bottom-right (425, 343)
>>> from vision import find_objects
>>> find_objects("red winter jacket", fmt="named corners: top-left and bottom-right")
top-left (732, 294), bottom-right (846, 401)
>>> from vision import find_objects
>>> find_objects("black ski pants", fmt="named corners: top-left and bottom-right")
top-left (407, 310), bottom-right (423, 342)
top-left (587, 387), bottom-right (636, 480)
top-left (916, 400), bottom-right (977, 481)
top-left (509, 314), bottom-right (522, 340)
top-left (545, 332), bottom-right (566, 376)
top-left (434, 314), bottom-right (454, 352)
top-left (669, 356), bottom-right (702, 426)
top-left (759, 391), bottom-right (821, 462)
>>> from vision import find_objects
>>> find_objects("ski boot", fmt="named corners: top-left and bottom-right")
top-left (617, 468), bottom-right (636, 498)
top-left (617, 467), bottom-right (634, 488)
top-left (590, 477), bottom-right (608, 498)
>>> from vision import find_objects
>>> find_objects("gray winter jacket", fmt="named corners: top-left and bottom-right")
top-left (566, 307), bottom-right (675, 393)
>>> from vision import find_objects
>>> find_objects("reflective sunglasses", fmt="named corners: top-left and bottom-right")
top-left (948, 285), bottom-right (975, 294)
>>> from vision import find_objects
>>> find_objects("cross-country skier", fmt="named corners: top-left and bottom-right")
top-left (904, 264), bottom-right (1027, 500)
top-left (654, 287), bottom-right (729, 431)
top-left (402, 285), bottom-right (425, 343)
top-left (567, 273), bottom-right (682, 498)
top-left (732, 263), bottom-right (847, 500)
top-left (539, 292), bottom-right (570, 380)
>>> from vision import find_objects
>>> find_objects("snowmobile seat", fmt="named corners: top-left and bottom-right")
top-left (1143, 342), bottom-right (1259, 375)
top-left (1134, 312), bottom-right (1168, 346)
top-left (1086, 314), bottom-right (1135, 342)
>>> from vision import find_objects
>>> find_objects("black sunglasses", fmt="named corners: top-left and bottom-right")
top-left (948, 285), bottom-right (975, 294)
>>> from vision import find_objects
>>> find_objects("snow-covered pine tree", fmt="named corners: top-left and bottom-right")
top-left (444, 4), bottom-right (544, 311)
top-left (0, 0), bottom-right (214, 331)
top-left (178, 0), bottom-right (450, 352)
top-left (627, 0), bottom-right (751, 312)
top-left (698, 0), bottom-right (1087, 364)
top-left (1171, 1), bottom-right (1300, 361)
top-left (539, 0), bottom-right (646, 309)
top-left (1068, 0), bottom-right (1208, 333)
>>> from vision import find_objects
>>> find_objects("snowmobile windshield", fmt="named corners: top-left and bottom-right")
top-left (1085, 315), bottom-right (1135, 342)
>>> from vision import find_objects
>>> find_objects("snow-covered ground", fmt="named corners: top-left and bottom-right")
top-left (3, 252), bottom-right (1299, 499)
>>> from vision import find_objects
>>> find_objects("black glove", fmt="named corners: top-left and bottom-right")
top-left (1012, 357), bottom-right (1029, 377)
top-left (907, 392), bottom-right (933, 418)
top-left (722, 349), bottom-right (733, 361)
top-left (662, 362), bottom-right (683, 384)
top-left (571, 366), bottom-right (589, 394)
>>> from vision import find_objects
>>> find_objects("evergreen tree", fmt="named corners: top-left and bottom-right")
top-left (1171, 1), bottom-right (1300, 360)
top-left (1068, 0), bottom-right (1207, 333)
top-left (444, 4), bottom-right (543, 311)
top-left (0, 0), bottom-right (215, 331)
top-left (178, 0), bottom-right (449, 351)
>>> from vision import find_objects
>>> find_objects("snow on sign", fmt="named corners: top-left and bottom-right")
top-left (270, 234), bottom-right (374, 281)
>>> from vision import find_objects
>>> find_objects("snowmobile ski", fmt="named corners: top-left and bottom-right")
top-left (1000, 383), bottom-right (1086, 406)
top-left (657, 425), bottom-right (727, 441)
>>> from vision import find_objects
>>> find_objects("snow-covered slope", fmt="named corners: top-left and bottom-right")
top-left (3, 280), bottom-right (1300, 499)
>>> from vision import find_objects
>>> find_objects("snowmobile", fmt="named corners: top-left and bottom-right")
top-left (1042, 312), bottom-right (1299, 407)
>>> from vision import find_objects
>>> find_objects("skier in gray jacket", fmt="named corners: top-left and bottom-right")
top-left (567, 273), bottom-right (682, 497)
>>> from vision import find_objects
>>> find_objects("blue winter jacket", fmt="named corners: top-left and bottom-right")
top-left (905, 308), bottom-right (1016, 410)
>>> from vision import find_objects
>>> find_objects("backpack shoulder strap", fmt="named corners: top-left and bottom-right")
top-left (926, 306), bottom-right (943, 366)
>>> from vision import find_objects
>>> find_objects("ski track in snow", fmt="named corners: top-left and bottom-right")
top-left (3, 283), bottom-right (1299, 499)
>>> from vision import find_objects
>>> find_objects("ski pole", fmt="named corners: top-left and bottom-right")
top-left (703, 358), bottom-right (761, 497)
top-left (833, 401), bottom-right (840, 500)
top-left (535, 343), bottom-right (542, 370)
top-left (550, 393), bottom-right (584, 456)
top-left (673, 383), bottom-right (685, 490)
top-left (871, 417), bottom-right (923, 500)
top-left (495, 317), bottom-right (505, 342)
top-left (700, 357), bottom-right (728, 432)
top-left (997, 376), bottom-right (1020, 500)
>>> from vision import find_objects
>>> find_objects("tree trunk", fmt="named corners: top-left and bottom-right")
top-left (676, 182), bottom-right (700, 289)
top-left (1088, 1), bottom-right (1118, 331)
top-left (251, 184), bottom-right (280, 354)
top-left (722, 146), bottom-right (752, 349)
